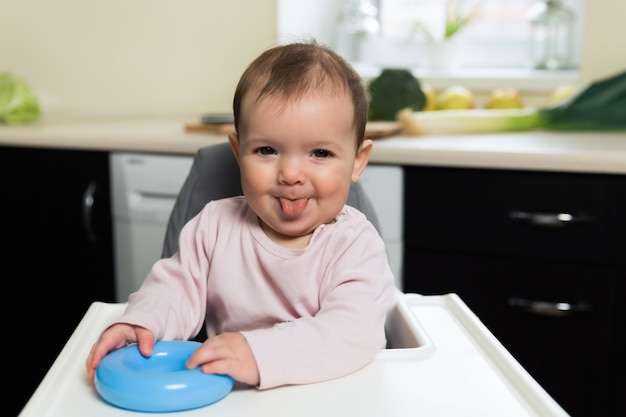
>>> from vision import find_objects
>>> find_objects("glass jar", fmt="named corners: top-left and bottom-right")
top-left (335, 0), bottom-right (380, 63)
top-left (527, 0), bottom-right (576, 70)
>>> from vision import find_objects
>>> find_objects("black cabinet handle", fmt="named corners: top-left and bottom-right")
top-left (509, 210), bottom-right (593, 227)
top-left (82, 180), bottom-right (98, 243)
top-left (507, 297), bottom-right (592, 317)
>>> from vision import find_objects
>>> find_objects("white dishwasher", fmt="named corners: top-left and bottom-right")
top-left (110, 152), bottom-right (404, 302)
top-left (110, 153), bottom-right (194, 302)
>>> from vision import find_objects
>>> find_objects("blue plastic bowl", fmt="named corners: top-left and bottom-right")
top-left (95, 340), bottom-right (235, 412)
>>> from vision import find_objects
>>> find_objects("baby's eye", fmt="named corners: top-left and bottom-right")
top-left (312, 149), bottom-right (332, 158)
top-left (255, 146), bottom-right (276, 155)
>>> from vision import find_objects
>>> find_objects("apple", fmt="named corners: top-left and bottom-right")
top-left (421, 83), bottom-right (438, 111)
top-left (485, 88), bottom-right (524, 109)
top-left (437, 86), bottom-right (474, 110)
top-left (549, 85), bottom-right (577, 104)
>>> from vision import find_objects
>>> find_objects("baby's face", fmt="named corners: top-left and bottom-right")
top-left (230, 91), bottom-right (370, 246)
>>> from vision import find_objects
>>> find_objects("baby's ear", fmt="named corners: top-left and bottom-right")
top-left (228, 134), bottom-right (240, 162)
top-left (351, 139), bottom-right (373, 182)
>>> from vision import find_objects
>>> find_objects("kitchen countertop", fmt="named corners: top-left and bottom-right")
top-left (1, 117), bottom-right (625, 175)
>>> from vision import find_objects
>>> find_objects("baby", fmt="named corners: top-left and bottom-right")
top-left (86, 40), bottom-right (395, 389)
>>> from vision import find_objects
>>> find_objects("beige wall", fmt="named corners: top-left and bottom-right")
top-left (0, 0), bottom-right (278, 118)
top-left (580, 0), bottom-right (626, 84)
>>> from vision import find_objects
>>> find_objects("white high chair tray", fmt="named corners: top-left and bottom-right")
top-left (19, 293), bottom-right (569, 417)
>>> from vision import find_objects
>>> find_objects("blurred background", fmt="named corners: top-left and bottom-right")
top-left (1, 0), bottom-right (624, 117)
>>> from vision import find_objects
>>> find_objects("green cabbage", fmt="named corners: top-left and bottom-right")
top-left (0, 73), bottom-right (41, 125)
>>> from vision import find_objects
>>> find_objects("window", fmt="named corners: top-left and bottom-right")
top-left (278, 0), bottom-right (583, 91)
top-left (379, 0), bottom-right (537, 40)
top-left (375, 0), bottom-right (582, 69)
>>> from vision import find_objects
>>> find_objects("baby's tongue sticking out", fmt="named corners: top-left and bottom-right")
top-left (279, 197), bottom-right (308, 217)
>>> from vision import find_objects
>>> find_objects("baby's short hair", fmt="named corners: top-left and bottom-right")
top-left (232, 40), bottom-right (368, 150)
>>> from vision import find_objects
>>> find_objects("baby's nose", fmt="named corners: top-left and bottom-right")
top-left (278, 156), bottom-right (306, 184)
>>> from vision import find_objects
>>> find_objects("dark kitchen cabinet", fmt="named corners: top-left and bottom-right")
top-left (402, 166), bottom-right (626, 417)
top-left (0, 146), bottom-right (116, 416)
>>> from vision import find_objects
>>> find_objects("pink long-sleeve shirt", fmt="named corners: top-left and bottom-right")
top-left (116, 196), bottom-right (396, 389)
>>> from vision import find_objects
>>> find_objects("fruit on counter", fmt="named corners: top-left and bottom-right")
top-left (396, 68), bottom-right (626, 134)
top-left (548, 85), bottom-right (577, 104)
top-left (485, 88), bottom-right (524, 109)
top-left (368, 69), bottom-right (426, 121)
top-left (437, 85), bottom-right (474, 110)
top-left (0, 72), bottom-right (41, 125)
top-left (421, 83), bottom-right (438, 111)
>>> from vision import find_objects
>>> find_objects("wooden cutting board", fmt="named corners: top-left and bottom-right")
top-left (363, 121), bottom-right (404, 139)
top-left (184, 121), bottom-right (403, 139)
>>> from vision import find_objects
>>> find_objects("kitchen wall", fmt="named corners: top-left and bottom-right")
top-left (0, 0), bottom-right (278, 119)
top-left (1, 0), bottom-right (624, 120)
top-left (580, 0), bottom-right (626, 84)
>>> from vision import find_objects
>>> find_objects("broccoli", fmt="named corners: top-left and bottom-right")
top-left (368, 69), bottom-right (426, 121)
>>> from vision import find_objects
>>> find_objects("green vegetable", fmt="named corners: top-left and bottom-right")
top-left (368, 69), bottom-right (426, 121)
top-left (0, 72), bottom-right (42, 125)
top-left (398, 69), bottom-right (626, 135)
top-left (411, 0), bottom-right (481, 41)
top-left (538, 69), bottom-right (626, 131)
top-left (398, 107), bottom-right (541, 135)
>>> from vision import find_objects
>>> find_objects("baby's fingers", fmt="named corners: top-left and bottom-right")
top-left (135, 327), bottom-right (156, 358)
top-left (186, 332), bottom-right (259, 386)
top-left (186, 338), bottom-right (231, 369)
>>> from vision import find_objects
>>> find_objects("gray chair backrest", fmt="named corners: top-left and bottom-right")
top-left (162, 141), bottom-right (381, 258)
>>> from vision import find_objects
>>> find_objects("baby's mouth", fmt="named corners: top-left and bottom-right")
top-left (279, 197), bottom-right (309, 218)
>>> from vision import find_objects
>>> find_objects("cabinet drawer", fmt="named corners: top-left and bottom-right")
top-left (402, 249), bottom-right (623, 416)
top-left (404, 167), bottom-right (626, 266)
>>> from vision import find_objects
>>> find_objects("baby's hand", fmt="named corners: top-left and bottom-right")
top-left (186, 332), bottom-right (260, 386)
top-left (86, 323), bottom-right (155, 381)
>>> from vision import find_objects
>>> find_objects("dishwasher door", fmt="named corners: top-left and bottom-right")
top-left (359, 165), bottom-right (403, 289)
top-left (110, 153), bottom-right (193, 301)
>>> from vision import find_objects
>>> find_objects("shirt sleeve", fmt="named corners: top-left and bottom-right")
top-left (113, 202), bottom-right (217, 341)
